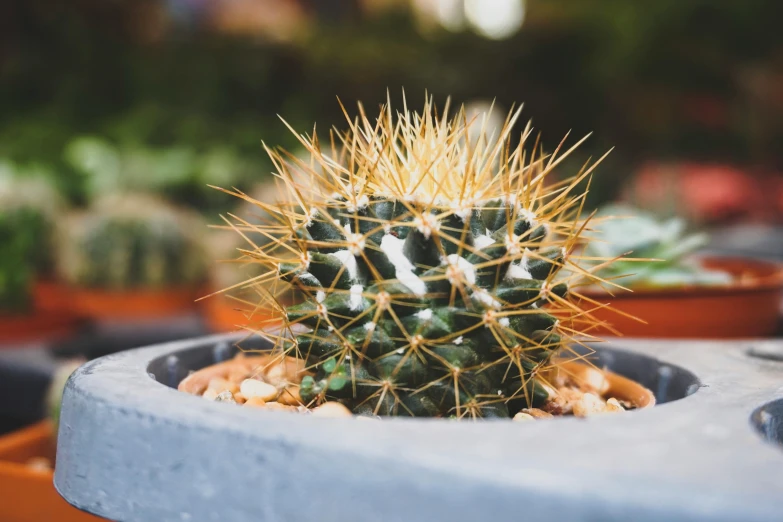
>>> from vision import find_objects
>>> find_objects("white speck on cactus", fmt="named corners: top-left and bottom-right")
top-left (519, 207), bottom-right (537, 227)
top-left (445, 254), bottom-right (476, 286)
top-left (396, 348), bottom-right (404, 354)
top-left (317, 304), bottom-right (328, 319)
top-left (415, 308), bottom-right (433, 321)
top-left (379, 234), bottom-right (427, 295)
top-left (329, 250), bottom-right (359, 281)
top-left (472, 289), bottom-right (502, 309)
top-left (450, 198), bottom-right (473, 221)
top-left (383, 224), bottom-right (391, 234)
top-left (305, 207), bottom-right (319, 227)
top-left (474, 234), bottom-right (495, 250)
top-left (453, 336), bottom-right (463, 345)
top-left (327, 325), bottom-right (334, 332)
top-left (363, 321), bottom-right (376, 332)
top-left (346, 232), bottom-right (366, 255)
top-left (346, 194), bottom-right (369, 212)
top-left (504, 234), bottom-right (521, 256)
top-left (505, 262), bottom-right (532, 281)
top-left (316, 291), bottom-right (326, 303)
top-left (498, 317), bottom-right (510, 327)
top-left (414, 212), bottom-right (440, 239)
top-left (349, 284), bottom-right (364, 311)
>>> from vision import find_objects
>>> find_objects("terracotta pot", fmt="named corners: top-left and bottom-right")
top-left (33, 280), bottom-right (75, 314)
top-left (0, 421), bottom-right (102, 521)
top-left (555, 360), bottom-right (656, 409)
top-left (67, 286), bottom-right (199, 320)
top-left (578, 257), bottom-right (783, 339)
top-left (201, 293), bottom-right (281, 333)
top-left (0, 312), bottom-right (79, 346)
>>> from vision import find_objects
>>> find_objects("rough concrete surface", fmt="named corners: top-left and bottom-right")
top-left (54, 334), bottom-right (783, 522)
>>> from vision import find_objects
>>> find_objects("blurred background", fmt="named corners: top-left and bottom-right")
top-left (1, 0), bottom-right (783, 430)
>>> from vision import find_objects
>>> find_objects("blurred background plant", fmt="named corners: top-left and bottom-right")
top-left (578, 204), bottom-right (734, 289)
top-left (0, 0), bottom-right (781, 320)
top-left (0, 163), bottom-right (62, 313)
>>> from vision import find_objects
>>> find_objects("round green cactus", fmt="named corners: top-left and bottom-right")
top-left (222, 97), bottom-right (608, 419)
top-left (57, 193), bottom-right (208, 291)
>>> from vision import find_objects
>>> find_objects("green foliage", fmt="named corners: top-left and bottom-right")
top-left (581, 204), bottom-right (733, 288)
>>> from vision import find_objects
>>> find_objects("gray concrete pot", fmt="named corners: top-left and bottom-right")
top-left (54, 334), bottom-right (783, 522)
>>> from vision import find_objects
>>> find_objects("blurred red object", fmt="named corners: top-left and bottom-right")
top-left (625, 162), bottom-right (771, 224)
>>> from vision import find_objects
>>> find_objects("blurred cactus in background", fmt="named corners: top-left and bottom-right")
top-left (0, 163), bottom-right (62, 312)
top-left (56, 193), bottom-right (208, 291)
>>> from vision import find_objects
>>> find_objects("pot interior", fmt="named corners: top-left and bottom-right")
top-left (148, 337), bottom-right (701, 407)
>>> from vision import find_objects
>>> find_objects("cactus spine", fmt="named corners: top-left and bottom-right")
top-left (224, 97), bottom-right (606, 419)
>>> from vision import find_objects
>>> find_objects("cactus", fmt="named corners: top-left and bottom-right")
top-left (57, 193), bottom-right (208, 291)
top-left (0, 164), bottom-right (61, 311)
top-left (222, 97), bottom-right (607, 419)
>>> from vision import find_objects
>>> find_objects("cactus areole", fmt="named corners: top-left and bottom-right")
top-left (220, 96), bottom-right (611, 419)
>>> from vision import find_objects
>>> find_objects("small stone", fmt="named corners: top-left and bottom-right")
top-left (264, 358), bottom-right (306, 386)
top-left (573, 392), bottom-right (606, 417)
top-left (244, 396), bottom-right (267, 408)
top-left (214, 391), bottom-right (236, 403)
top-left (276, 385), bottom-right (303, 406)
top-left (605, 397), bottom-right (625, 412)
top-left (240, 379), bottom-right (278, 401)
top-left (202, 389), bottom-right (219, 401)
top-left (26, 457), bottom-right (52, 471)
top-left (233, 392), bottom-right (247, 405)
top-left (521, 408), bottom-right (553, 419)
top-left (207, 377), bottom-right (238, 394)
top-left (513, 412), bottom-right (535, 421)
top-left (311, 401), bottom-right (353, 417)
top-left (263, 402), bottom-right (298, 412)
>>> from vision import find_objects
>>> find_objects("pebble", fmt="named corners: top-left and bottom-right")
top-left (263, 402), bottom-right (298, 412)
top-left (244, 397), bottom-right (267, 408)
top-left (573, 393), bottom-right (605, 417)
top-left (311, 401), bottom-right (353, 417)
top-left (513, 412), bottom-right (535, 421)
top-left (202, 389), bottom-right (219, 401)
top-left (521, 408), bottom-right (553, 419)
top-left (240, 379), bottom-right (278, 401)
top-left (214, 391), bottom-right (236, 403)
top-left (264, 359), bottom-right (306, 386)
top-left (276, 385), bottom-right (303, 406)
top-left (26, 457), bottom-right (53, 471)
top-left (605, 397), bottom-right (625, 412)
top-left (207, 377), bottom-right (238, 394)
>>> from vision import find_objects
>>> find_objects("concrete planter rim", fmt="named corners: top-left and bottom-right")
top-left (54, 334), bottom-right (783, 522)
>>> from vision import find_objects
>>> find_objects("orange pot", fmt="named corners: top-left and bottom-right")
top-left (0, 421), bottom-right (103, 521)
top-left (33, 280), bottom-right (76, 314)
top-left (0, 311), bottom-right (79, 346)
top-left (68, 287), bottom-right (199, 320)
top-left (201, 293), bottom-right (280, 333)
top-left (578, 257), bottom-right (783, 339)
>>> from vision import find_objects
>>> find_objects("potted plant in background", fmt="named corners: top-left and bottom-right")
top-left (575, 204), bottom-right (783, 338)
top-left (0, 359), bottom-right (100, 521)
top-left (54, 192), bottom-right (209, 320)
top-left (0, 164), bottom-right (79, 344)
